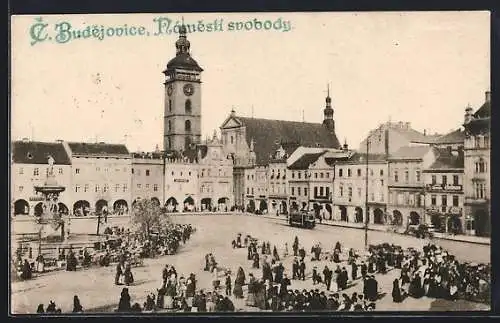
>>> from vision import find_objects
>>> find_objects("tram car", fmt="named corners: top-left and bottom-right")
top-left (288, 210), bottom-right (316, 229)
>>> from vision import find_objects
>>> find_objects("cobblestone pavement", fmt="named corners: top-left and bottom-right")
top-left (11, 214), bottom-right (490, 314)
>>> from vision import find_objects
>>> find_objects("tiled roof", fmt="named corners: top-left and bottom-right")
top-left (336, 152), bottom-right (388, 164)
top-left (474, 100), bottom-right (491, 119)
top-left (288, 152), bottom-right (325, 170)
top-left (433, 129), bottom-right (465, 145)
top-left (391, 127), bottom-right (439, 144)
top-left (166, 53), bottom-right (203, 72)
top-left (237, 117), bottom-right (341, 165)
top-left (12, 141), bottom-right (71, 165)
top-left (427, 149), bottom-right (464, 169)
top-left (68, 142), bottom-right (129, 156)
top-left (389, 146), bottom-right (433, 160)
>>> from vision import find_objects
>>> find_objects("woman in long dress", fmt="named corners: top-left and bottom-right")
top-left (233, 267), bottom-right (245, 298)
top-left (392, 279), bottom-right (403, 303)
top-left (246, 274), bottom-right (257, 306)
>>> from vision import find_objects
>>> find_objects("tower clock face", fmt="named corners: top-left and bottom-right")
top-left (183, 83), bottom-right (194, 96)
top-left (167, 85), bottom-right (173, 96)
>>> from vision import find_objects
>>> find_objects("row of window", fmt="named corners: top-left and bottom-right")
top-left (393, 170), bottom-right (421, 183)
top-left (338, 168), bottom-right (384, 178)
top-left (75, 167), bottom-right (129, 175)
top-left (430, 195), bottom-right (460, 207)
top-left (430, 175), bottom-right (460, 186)
top-left (291, 187), bottom-right (308, 197)
top-left (291, 171), bottom-right (331, 179)
top-left (338, 186), bottom-right (385, 203)
top-left (167, 120), bottom-right (193, 132)
top-left (75, 184), bottom-right (129, 193)
top-left (22, 167), bottom-right (65, 176)
top-left (168, 99), bottom-right (193, 114)
top-left (136, 183), bottom-right (159, 191)
top-left (201, 169), bottom-right (228, 178)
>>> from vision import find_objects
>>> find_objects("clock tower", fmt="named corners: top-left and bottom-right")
top-left (163, 25), bottom-right (203, 153)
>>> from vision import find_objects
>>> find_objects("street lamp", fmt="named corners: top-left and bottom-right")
top-left (364, 139), bottom-right (370, 250)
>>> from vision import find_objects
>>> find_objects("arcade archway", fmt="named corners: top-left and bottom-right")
top-left (73, 200), bottom-right (90, 216)
top-left (409, 211), bottom-right (420, 225)
top-left (14, 199), bottom-right (29, 215)
top-left (184, 196), bottom-right (195, 211)
top-left (166, 197), bottom-right (179, 212)
top-left (393, 210), bottom-right (403, 226)
top-left (95, 199), bottom-right (108, 215)
top-left (113, 200), bottom-right (128, 214)
top-left (259, 200), bottom-right (268, 212)
top-left (339, 206), bottom-right (348, 222)
top-left (374, 208), bottom-right (384, 224)
top-left (325, 204), bottom-right (332, 220)
top-left (201, 198), bottom-right (212, 211)
top-left (151, 197), bottom-right (161, 207)
top-left (355, 207), bottom-right (363, 223)
top-left (58, 202), bottom-right (69, 215)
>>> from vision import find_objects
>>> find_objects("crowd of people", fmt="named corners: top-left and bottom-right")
top-left (28, 223), bottom-right (490, 314)
top-left (390, 243), bottom-right (490, 304)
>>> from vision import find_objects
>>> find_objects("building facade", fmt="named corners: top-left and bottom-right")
top-left (67, 142), bottom-right (132, 217)
top-left (333, 153), bottom-right (388, 224)
top-left (131, 152), bottom-right (165, 210)
top-left (198, 134), bottom-right (234, 211)
top-left (11, 140), bottom-right (73, 217)
top-left (463, 91), bottom-right (491, 237)
top-left (423, 150), bottom-right (464, 234)
top-left (387, 146), bottom-right (438, 227)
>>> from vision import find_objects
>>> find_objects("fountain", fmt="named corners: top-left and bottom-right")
top-left (33, 155), bottom-right (66, 241)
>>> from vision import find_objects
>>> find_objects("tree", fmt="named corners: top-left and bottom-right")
top-left (131, 198), bottom-right (170, 237)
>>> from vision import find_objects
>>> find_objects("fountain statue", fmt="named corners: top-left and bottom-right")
top-left (33, 155), bottom-right (66, 241)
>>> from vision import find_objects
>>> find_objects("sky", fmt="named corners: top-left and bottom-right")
top-left (11, 12), bottom-right (490, 152)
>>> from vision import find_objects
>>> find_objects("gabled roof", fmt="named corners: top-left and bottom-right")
top-left (68, 142), bottom-right (129, 156)
top-left (12, 141), bottom-right (71, 165)
top-left (433, 129), bottom-right (465, 145)
top-left (389, 146), bottom-right (433, 160)
top-left (229, 116), bottom-right (341, 165)
top-left (288, 152), bottom-right (325, 170)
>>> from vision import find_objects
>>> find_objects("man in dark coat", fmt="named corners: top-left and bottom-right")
top-left (352, 262), bottom-right (358, 280)
top-left (361, 261), bottom-right (368, 280)
top-left (340, 267), bottom-right (349, 290)
top-left (275, 262), bottom-right (284, 284)
top-left (299, 260), bottom-right (306, 281)
top-left (292, 258), bottom-right (299, 280)
top-left (299, 247), bottom-right (306, 261)
top-left (293, 236), bottom-right (299, 256)
top-left (323, 266), bottom-right (333, 291)
top-left (280, 274), bottom-right (291, 297)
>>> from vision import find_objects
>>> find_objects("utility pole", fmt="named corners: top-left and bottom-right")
top-left (364, 139), bottom-right (370, 250)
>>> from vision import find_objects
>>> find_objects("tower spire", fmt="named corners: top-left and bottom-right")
top-left (322, 83), bottom-right (335, 132)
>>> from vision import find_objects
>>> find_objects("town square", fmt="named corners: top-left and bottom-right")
top-left (10, 12), bottom-right (490, 314)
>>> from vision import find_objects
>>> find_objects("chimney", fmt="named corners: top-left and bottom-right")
top-left (398, 121), bottom-right (404, 129)
top-left (485, 91), bottom-right (491, 103)
top-left (423, 129), bottom-right (427, 136)
top-left (405, 122), bottom-right (411, 129)
top-left (343, 139), bottom-right (349, 152)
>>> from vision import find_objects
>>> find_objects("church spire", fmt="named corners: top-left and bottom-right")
top-left (323, 83), bottom-right (335, 132)
top-left (175, 18), bottom-right (190, 56)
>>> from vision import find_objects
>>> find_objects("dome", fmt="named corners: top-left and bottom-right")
top-left (166, 53), bottom-right (203, 72)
